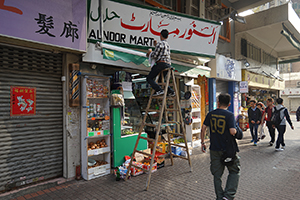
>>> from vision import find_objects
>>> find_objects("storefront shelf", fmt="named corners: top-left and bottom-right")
top-left (192, 118), bottom-right (201, 123)
top-left (87, 164), bottom-right (110, 180)
top-left (192, 108), bottom-right (200, 112)
top-left (88, 147), bottom-right (110, 156)
top-left (87, 129), bottom-right (110, 137)
top-left (192, 129), bottom-right (201, 134)
top-left (87, 97), bottom-right (109, 99)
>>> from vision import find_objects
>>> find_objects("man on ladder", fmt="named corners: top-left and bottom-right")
top-left (146, 29), bottom-right (175, 97)
top-left (125, 29), bottom-right (192, 190)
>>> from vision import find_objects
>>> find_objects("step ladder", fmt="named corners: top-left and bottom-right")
top-left (125, 67), bottom-right (192, 190)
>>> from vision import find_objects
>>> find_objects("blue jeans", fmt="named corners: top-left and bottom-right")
top-left (210, 150), bottom-right (241, 200)
top-left (249, 123), bottom-right (258, 143)
top-left (275, 125), bottom-right (286, 148)
top-left (146, 62), bottom-right (174, 93)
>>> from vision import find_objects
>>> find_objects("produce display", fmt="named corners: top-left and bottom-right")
top-left (88, 140), bottom-right (108, 150)
top-left (87, 79), bottom-right (109, 98)
top-left (173, 138), bottom-right (185, 144)
top-left (88, 160), bottom-right (108, 169)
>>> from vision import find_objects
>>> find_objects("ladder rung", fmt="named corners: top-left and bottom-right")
top-left (139, 136), bottom-right (156, 142)
top-left (151, 96), bottom-right (164, 99)
top-left (168, 132), bottom-right (184, 136)
top-left (144, 123), bottom-right (157, 128)
top-left (157, 83), bottom-right (174, 86)
top-left (165, 121), bottom-right (180, 124)
top-left (165, 109), bottom-right (180, 112)
top-left (131, 164), bottom-right (149, 172)
top-left (170, 143), bottom-right (187, 148)
top-left (147, 109), bottom-right (161, 112)
top-left (171, 153), bottom-right (189, 160)
top-left (152, 96), bottom-right (176, 99)
top-left (135, 150), bottom-right (153, 157)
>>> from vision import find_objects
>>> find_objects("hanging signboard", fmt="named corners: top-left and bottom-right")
top-left (10, 86), bottom-right (36, 116)
top-left (239, 81), bottom-right (248, 93)
top-left (101, 0), bottom-right (221, 57)
top-left (0, 0), bottom-right (86, 51)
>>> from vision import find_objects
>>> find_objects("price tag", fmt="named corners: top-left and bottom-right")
top-left (94, 165), bottom-right (106, 175)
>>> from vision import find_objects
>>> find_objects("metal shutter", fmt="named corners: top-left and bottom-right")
top-left (216, 80), bottom-right (228, 97)
top-left (0, 44), bottom-right (63, 191)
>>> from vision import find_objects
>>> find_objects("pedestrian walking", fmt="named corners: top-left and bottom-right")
top-left (261, 98), bottom-right (275, 146)
top-left (146, 29), bottom-right (175, 97)
top-left (273, 98), bottom-right (294, 151)
top-left (256, 102), bottom-right (266, 141)
top-left (296, 106), bottom-right (300, 121)
top-left (201, 93), bottom-right (240, 200)
top-left (248, 100), bottom-right (261, 146)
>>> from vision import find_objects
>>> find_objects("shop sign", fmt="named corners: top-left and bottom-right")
top-left (0, 0), bottom-right (86, 51)
top-left (240, 81), bottom-right (248, 93)
top-left (281, 88), bottom-right (300, 95)
top-left (10, 86), bottom-right (36, 116)
top-left (210, 54), bottom-right (241, 81)
top-left (100, 0), bottom-right (220, 57)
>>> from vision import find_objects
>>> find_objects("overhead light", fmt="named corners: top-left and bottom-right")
top-left (219, 10), bottom-right (246, 24)
top-left (276, 76), bottom-right (284, 81)
top-left (262, 71), bottom-right (273, 78)
top-left (239, 59), bottom-right (250, 67)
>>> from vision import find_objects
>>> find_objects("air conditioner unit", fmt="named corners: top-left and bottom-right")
top-left (296, 81), bottom-right (300, 88)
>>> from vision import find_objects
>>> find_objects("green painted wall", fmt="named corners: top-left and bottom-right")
top-left (112, 107), bottom-right (147, 167)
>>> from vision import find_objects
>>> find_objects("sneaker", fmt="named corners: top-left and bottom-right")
top-left (275, 148), bottom-right (284, 151)
top-left (254, 142), bottom-right (257, 146)
top-left (167, 92), bottom-right (175, 97)
top-left (261, 135), bottom-right (266, 140)
top-left (269, 142), bottom-right (273, 146)
top-left (251, 139), bottom-right (254, 143)
top-left (153, 90), bottom-right (164, 96)
top-left (282, 145), bottom-right (285, 149)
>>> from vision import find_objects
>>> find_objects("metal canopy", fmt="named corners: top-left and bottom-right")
top-left (235, 3), bottom-right (300, 62)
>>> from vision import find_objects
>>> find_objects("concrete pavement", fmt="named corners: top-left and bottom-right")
top-left (3, 115), bottom-right (300, 200)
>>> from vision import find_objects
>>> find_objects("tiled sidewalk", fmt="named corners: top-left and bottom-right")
top-left (4, 117), bottom-right (300, 200)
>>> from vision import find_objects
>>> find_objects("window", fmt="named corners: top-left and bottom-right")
top-left (154, 0), bottom-right (177, 10)
top-left (241, 38), bottom-right (261, 62)
top-left (262, 51), bottom-right (277, 69)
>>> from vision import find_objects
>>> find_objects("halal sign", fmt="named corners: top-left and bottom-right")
top-left (10, 86), bottom-right (36, 116)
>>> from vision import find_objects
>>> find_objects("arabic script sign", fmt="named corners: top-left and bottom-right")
top-left (101, 0), bottom-right (220, 57)
top-left (0, 0), bottom-right (86, 51)
top-left (10, 86), bottom-right (36, 116)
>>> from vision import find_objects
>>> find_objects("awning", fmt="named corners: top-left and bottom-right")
top-left (100, 42), bottom-right (211, 77)
top-left (242, 69), bottom-right (284, 90)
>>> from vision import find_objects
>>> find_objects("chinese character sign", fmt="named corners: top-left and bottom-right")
top-left (0, 0), bottom-right (86, 51)
top-left (11, 86), bottom-right (36, 116)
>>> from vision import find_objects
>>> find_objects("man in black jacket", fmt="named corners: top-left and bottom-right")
top-left (248, 100), bottom-right (261, 146)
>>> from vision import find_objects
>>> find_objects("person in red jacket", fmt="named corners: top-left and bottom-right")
top-left (261, 98), bottom-right (275, 146)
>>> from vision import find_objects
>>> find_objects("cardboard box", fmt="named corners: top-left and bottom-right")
top-left (155, 142), bottom-right (169, 154)
top-left (143, 161), bottom-right (157, 173)
top-left (130, 161), bottom-right (144, 176)
top-left (171, 146), bottom-right (182, 155)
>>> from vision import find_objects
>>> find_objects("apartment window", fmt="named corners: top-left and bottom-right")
top-left (241, 38), bottom-right (261, 62)
top-left (262, 51), bottom-right (277, 69)
top-left (155, 0), bottom-right (177, 10)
